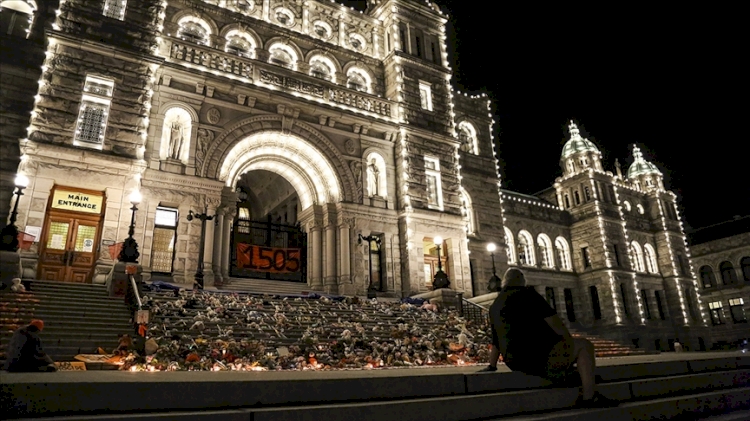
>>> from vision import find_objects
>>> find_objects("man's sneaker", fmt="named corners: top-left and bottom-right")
top-left (477, 365), bottom-right (497, 373)
top-left (574, 392), bottom-right (620, 408)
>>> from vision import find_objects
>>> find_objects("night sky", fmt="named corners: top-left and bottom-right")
top-left (341, 1), bottom-right (747, 229)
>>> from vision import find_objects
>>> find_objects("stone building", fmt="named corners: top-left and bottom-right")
top-left (0, 0), bottom-right (710, 350)
top-left (689, 217), bottom-right (750, 347)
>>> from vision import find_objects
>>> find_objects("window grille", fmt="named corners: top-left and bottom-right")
top-left (419, 82), bottom-right (432, 111)
top-left (424, 156), bottom-right (442, 209)
top-left (74, 75), bottom-right (114, 147)
top-left (103, 0), bottom-right (126, 20)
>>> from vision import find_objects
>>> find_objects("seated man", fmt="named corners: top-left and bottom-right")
top-left (479, 269), bottom-right (616, 408)
top-left (4, 319), bottom-right (57, 372)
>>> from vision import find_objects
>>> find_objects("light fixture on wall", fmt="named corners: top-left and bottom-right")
top-left (486, 242), bottom-right (501, 292)
top-left (433, 236), bottom-right (450, 290)
top-left (358, 233), bottom-right (381, 299)
top-left (120, 190), bottom-right (142, 263)
top-left (0, 174), bottom-right (30, 252)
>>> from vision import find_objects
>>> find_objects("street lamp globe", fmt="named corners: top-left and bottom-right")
top-left (14, 174), bottom-right (29, 188)
top-left (433, 236), bottom-right (443, 245)
top-left (486, 242), bottom-right (496, 253)
top-left (129, 190), bottom-right (142, 205)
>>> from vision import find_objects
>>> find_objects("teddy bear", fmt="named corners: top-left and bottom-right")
top-left (10, 278), bottom-right (25, 292)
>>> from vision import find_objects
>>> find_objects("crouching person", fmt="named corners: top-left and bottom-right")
top-left (4, 320), bottom-right (57, 372)
top-left (479, 269), bottom-right (616, 408)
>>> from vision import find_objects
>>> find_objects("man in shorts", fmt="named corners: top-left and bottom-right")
top-left (479, 268), bottom-right (617, 408)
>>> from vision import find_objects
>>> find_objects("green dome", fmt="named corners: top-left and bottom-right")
top-left (561, 121), bottom-right (599, 160)
top-left (627, 146), bottom-right (661, 178)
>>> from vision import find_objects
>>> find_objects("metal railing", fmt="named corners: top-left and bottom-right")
top-left (460, 298), bottom-right (490, 327)
top-left (129, 274), bottom-right (142, 311)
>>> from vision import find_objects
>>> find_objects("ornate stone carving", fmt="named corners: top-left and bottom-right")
top-left (206, 108), bottom-right (221, 124)
top-left (350, 160), bottom-right (363, 204)
top-left (345, 138), bottom-right (357, 154)
top-left (259, 69), bottom-right (325, 97)
top-left (195, 128), bottom-right (214, 170)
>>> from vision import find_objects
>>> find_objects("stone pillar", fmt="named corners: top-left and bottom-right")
top-left (262, 0), bottom-right (270, 21)
top-left (202, 205), bottom-right (216, 286)
top-left (339, 223), bottom-right (350, 288)
top-left (311, 227), bottom-right (323, 290)
top-left (221, 210), bottom-right (234, 280)
top-left (212, 211), bottom-right (224, 285)
top-left (324, 224), bottom-right (337, 293)
top-left (287, 201), bottom-right (296, 224)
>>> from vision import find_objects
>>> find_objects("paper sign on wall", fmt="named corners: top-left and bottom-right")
top-left (50, 234), bottom-right (64, 249)
top-left (83, 239), bottom-right (94, 252)
top-left (24, 226), bottom-right (41, 243)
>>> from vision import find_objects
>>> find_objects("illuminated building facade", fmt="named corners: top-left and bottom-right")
top-left (1, 0), bottom-right (710, 350)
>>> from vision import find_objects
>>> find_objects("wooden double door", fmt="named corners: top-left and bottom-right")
top-left (37, 211), bottom-right (103, 283)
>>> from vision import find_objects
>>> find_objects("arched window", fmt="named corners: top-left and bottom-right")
top-left (564, 194), bottom-right (570, 208)
top-left (224, 31), bottom-right (256, 58)
top-left (103, 0), bottom-right (126, 20)
top-left (623, 201), bottom-right (631, 212)
top-left (630, 241), bottom-right (645, 272)
top-left (348, 33), bottom-right (366, 51)
top-left (504, 227), bottom-right (516, 264)
top-left (312, 20), bottom-right (332, 40)
top-left (644, 244), bottom-right (658, 273)
top-left (637, 203), bottom-right (645, 214)
top-left (274, 7), bottom-right (294, 27)
top-left (459, 188), bottom-right (475, 235)
top-left (309, 56), bottom-right (335, 81)
top-left (742, 257), bottom-right (750, 282)
top-left (537, 234), bottom-right (554, 268)
top-left (555, 237), bottom-right (572, 270)
top-left (1, 0), bottom-right (36, 37)
top-left (699, 265), bottom-right (716, 288)
top-left (517, 231), bottom-right (535, 266)
top-left (458, 121), bottom-right (478, 154)
top-left (228, 0), bottom-right (254, 14)
top-left (720, 261), bottom-right (737, 285)
top-left (177, 17), bottom-right (210, 45)
top-left (268, 43), bottom-right (297, 70)
top-left (574, 191), bottom-right (581, 205)
top-left (346, 68), bottom-right (370, 93)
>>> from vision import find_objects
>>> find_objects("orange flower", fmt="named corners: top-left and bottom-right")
top-left (186, 353), bottom-right (200, 362)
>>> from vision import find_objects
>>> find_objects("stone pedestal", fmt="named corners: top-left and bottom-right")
top-left (106, 262), bottom-right (142, 297)
top-left (0, 250), bottom-right (21, 289)
top-left (369, 196), bottom-right (388, 209)
top-left (159, 159), bottom-right (186, 174)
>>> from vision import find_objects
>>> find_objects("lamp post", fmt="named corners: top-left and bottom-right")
top-left (1, 174), bottom-right (29, 252)
top-left (187, 208), bottom-right (215, 289)
top-left (432, 236), bottom-right (450, 290)
top-left (486, 242), bottom-right (502, 292)
top-left (358, 233), bottom-right (381, 299)
top-left (119, 190), bottom-right (142, 263)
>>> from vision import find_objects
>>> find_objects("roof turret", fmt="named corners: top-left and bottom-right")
top-left (561, 121), bottom-right (599, 160)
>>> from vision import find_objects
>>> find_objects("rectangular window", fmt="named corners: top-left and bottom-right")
top-left (103, 0), bottom-right (127, 20)
top-left (655, 290), bottom-right (666, 320)
top-left (424, 156), bottom-right (443, 210)
top-left (729, 298), bottom-right (746, 323)
top-left (419, 81), bottom-right (433, 111)
top-left (415, 36), bottom-right (422, 57)
top-left (74, 75), bottom-right (114, 148)
top-left (709, 301), bottom-right (725, 325)
top-left (399, 27), bottom-right (407, 52)
top-left (685, 287), bottom-right (697, 321)
top-left (237, 206), bottom-right (251, 234)
top-left (620, 283), bottom-right (630, 317)
top-left (431, 42), bottom-right (438, 64)
top-left (640, 289), bottom-right (651, 319)
top-left (581, 247), bottom-right (592, 268)
top-left (584, 186), bottom-right (592, 201)
top-left (612, 244), bottom-right (622, 267)
top-left (564, 288), bottom-right (576, 322)
top-left (590, 286), bottom-right (602, 320)
top-left (151, 207), bottom-right (177, 273)
top-left (545, 287), bottom-right (556, 311)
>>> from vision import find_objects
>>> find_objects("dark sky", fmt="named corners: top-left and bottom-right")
top-left (341, 1), bottom-right (747, 229)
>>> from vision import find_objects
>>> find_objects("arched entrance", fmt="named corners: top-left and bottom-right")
top-left (211, 128), bottom-right (353, 293)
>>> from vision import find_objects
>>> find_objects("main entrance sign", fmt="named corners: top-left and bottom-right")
top-left (51, 190), bottom-right (104, 214)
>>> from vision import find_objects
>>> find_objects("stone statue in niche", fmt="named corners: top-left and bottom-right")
top-left (168, 120), bottom-right (184, 160)
top-left (350, 161), bottom-right (363, 203)
top-left (459, 126), bottom-right (474, 153)
top-left (367, 158), bottom-right (380, 197)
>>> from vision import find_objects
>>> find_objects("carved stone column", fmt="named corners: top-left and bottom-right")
top-left (202, 204), bottom-right (216, 286)
top-left (212, 210), bottom-right (225, 285)
top-left (222, 208), bottom-right (234, 281)
top-left (325, 224), bottom-right (337, 293)
top-left (311, 226), bottom-right (323, 291)
top-left (338, 219), bottom-right (351, 292)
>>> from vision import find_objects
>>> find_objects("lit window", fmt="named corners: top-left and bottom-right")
top-left (349, 33), bottom-right (366, 51)
top-left (699, 266), bottom-right (716, 288)
top-left (555, 237), bottom-right (571, 270)
top-left (419, 81), bottom-right (433, 111)
top-left (309, 57), bottom-right (335, 81)
top-left (537, 234), bottom-right (553, 268)
top-left (347, 72), bottom-right (367, 91)
top-left (458, 121), bottom-right (478, 154)
top-left (504, 227), bottom-right (516, 264)
top-left (709, 301), bottom-right (725, 325)
top-left (275, 8), bottom-right (294, 26)
top-left (517, 231), bottom-right (535, 266)
top-left (637, 203), bottom-right (645, 214)
top-left (268, 44), bottom-right (297, 70)
top-left (312, 21), bottom-right (331, 39)
top-left (729, 298), bottom-right (746, 323)
top-left (151, 207), bottom-right (177, 274)
top-left (74, 75), bottom-right (114, 148)
top-left (630, 242), bottom-right (645, 272)
top-left (103, 0), bottom-right (126, 20)
top-left (460, 189), bottom-right (475, 235)
top-left (644, 244), bottom-right (659, 274)
top-left (228, 0), bottom-right (254, 14)
top-left (0, 0), bottom-right (35, 38)
top-left (225, 34), bottom-right (255, 58)
top-left (178, 20), bottom-right (209, 45)
top-left (623, 201), bottom-right (631, 212)
top-left (424, 156), bottom-right (443, 210)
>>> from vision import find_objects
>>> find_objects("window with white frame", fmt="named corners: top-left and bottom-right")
top-left (729, 298), bottom-right (746, 323)
top-left (178, 20), bottom-right (209, 45)
top-left (517, 231), bottom-right (535, 266)
top-left (505, 227), bottom-right (516, 264)
top-left (555, 237), bottom-right (572, 270)
top-left (74, 75), bottom-right (114, 147)
top-left (151, 207), bottom-right (177, 273)
top-left (419, 81), bottom-right (433, 111)
top-left (458, 121), bottom-right (478, 154)
top-left (644, 243), bottom-right (659, 273)
top-left (309, 56), bottom-right (335, 81)
top-left (268, 44), bottom-right (297, 70)
top-left (424, 156), bottom-right (443, 210)
top-left (1, 0), bottom-right (36, 38)
top-left (630, 241), bottom-right (645, 272)
top-left (537, 234), bottom-right (554, 268)
top-left (709, 301), bottom-right (725, 325)
top-left (459, 189), bottom-right (475, 235)
top-left (103, 0), bottom-right (126, 20)
top-left (225, 31), bottom-right (256, 58)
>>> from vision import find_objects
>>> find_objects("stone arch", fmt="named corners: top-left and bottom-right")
top-left (342, 61), bottom-right (375, 93)
top-left (457, 119), bottom-right (480, 155)
top-left (202, 115), bottom-right (356, 204)
top-left (172, 10), bottom-right (219, 36)
top-left (264, 37), bottom-right (304, 61)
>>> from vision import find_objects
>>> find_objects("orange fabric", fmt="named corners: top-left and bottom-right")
top-left (138, 325), bottom-right (147, 337)
top-left (30, 319), bottom-right (44, 331)
top-left (236, 243), bottom-right (302, 273)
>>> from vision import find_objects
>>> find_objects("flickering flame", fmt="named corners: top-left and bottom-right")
top-left (130, 366), bottom-right (137, 372)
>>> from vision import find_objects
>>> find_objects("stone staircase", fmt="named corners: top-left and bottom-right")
top-left (219, 277), bottom-right (319, 295)
top-left (0, 281), bottom-right (133, 364)
top-left (569, 328), bottom-right (649, 358)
